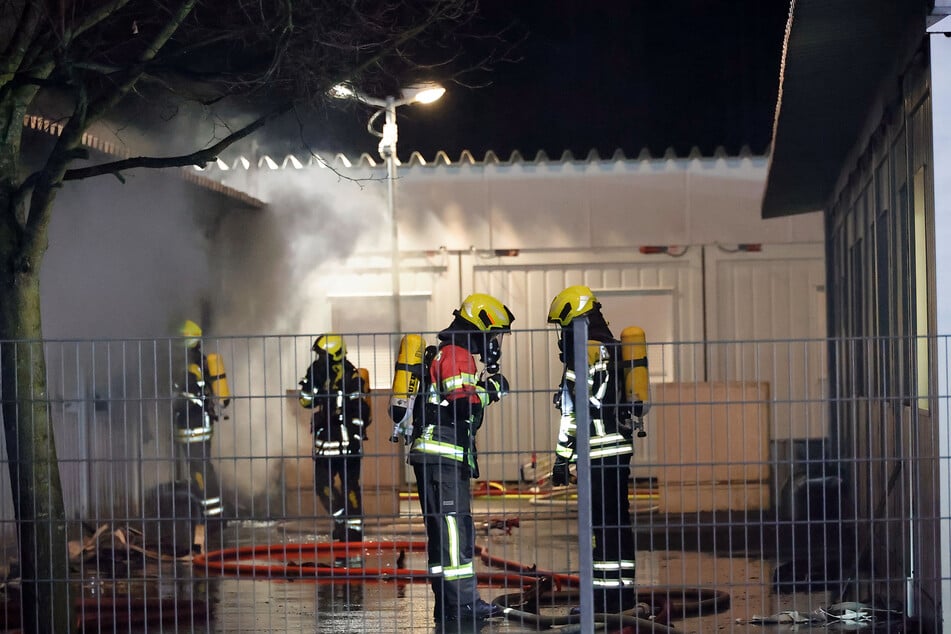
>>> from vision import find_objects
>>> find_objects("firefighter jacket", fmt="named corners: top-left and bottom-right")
top-left (555, 339), bottom-right (633, 462)
top-left (299, 357), bottom-right (370, 458)
top-left (174, 347), bottom-right (218, 444)
top-left (409, 342), bottom-right (493, 474)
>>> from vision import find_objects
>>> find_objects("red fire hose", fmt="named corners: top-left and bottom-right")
top-left (192, 541), bottom-right (729, 634)
top-left (191, 540), bottom-right (538, 588)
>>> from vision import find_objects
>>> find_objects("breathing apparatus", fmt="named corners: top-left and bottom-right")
top-left (482, 334), bottom-right (503, 374)
top-left (389, 334), bottom-right (426, 444)
top-left (620, 326), bottom-right (652, 437)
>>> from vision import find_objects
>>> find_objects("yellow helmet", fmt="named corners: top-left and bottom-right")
top-left (180, 319), bottom-right (202, 348)
top-left (455, 293), bottom-right (515, 332)
top-left (313, 334), bottom-right (346, 362)
top-left (548, 285), bottom-right (598, 326)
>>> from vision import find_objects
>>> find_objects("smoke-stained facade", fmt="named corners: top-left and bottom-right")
top-left (1, 135), bottom-right (263, 523)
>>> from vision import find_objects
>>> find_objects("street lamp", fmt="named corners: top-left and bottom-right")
top-left (331, 81), bottom-right (446, 336)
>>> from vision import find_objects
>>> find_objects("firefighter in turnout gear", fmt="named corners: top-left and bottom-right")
top-left (547, 286), bottom-right (638, 613)
top-left (402, 293), bottom-right (513, 625)
top-left (173, 319), bottom-right (230, 535)
top-left (298, 334), bottom-right (371, 551)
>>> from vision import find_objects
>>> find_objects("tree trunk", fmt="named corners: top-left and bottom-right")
top-left (0, 270), bottom-right (72, 633)
top-left (0, 96), bottom-right (73, 631)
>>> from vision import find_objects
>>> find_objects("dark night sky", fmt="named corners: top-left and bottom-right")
top-left (268, 1), bottom-right (790, 161)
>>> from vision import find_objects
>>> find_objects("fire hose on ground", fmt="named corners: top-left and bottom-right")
top-left (192, 540), bottom-right (731, 632)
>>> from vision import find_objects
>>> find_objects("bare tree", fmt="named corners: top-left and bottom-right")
top-left (0, 1), bottom-right (485, 630)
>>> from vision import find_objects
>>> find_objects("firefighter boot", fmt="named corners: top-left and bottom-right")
top-left (475, 598), bottom-right (504, 620)
top-left (442, 599), bottom-right (503, 624)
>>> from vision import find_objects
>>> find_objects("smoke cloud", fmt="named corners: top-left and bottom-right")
top-left (200, 160), bottom-right (389, 510)
top-left (30, 130), bottom-right (390, 516)
top-left (211, 166), bottom-right (385, 335)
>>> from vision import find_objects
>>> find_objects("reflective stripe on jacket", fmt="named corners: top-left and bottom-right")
top-left (299, 358), bottom-right (370, 457)
top-left (411, 343), bottom-right (482, 471)
top-left (555, 341), bottom-right (632, 461)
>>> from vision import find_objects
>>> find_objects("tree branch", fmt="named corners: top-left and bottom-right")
top-left (20, 0), bottom-right (198, 249)
top-left (85, 0), bottom-right (198, 124)
top-left (0, 1), bottom-right (43, 89)
top-left (5, 0), bottom-right (132, 95)
top-left (68, 0), bottom-right (133, 42)
top-left (62, 104), bottom-right (291, 181)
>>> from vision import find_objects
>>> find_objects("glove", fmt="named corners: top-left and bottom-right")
top-left (552, 390), bottom-right (562, 411)
top-left (479, 374), bottom-right (509, 403)
top-left (348, 438), bottom-right (362, 455)
top-left (551, 457), bottom-right (571, 487)
top-left (469, 407), bottom-right (485, 432)
top-left (617, 414), bottom-right (634, 439)
top-left (299, 391), bottom-right (316, 409)
top-left (470, 441), bottom-right (480, 479)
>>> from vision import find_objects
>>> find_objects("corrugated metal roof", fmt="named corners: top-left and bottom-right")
top-left (23, 115), bottom-right (265, 209)
top-left (194, 145), bottom-right (758, 173)
top-left (761, 0), bottom-right (926, 218)
top-left (25, 113), bottom-right (761, 185)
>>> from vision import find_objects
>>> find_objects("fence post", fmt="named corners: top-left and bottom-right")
top-left (572, 317), bottom-right (594, 633)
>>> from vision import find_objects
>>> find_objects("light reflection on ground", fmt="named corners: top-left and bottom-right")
top-left (73, 498), bottom-right (887, 633)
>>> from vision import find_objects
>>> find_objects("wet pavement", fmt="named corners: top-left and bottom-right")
top-left (55, 497), bottom-right (916, 633)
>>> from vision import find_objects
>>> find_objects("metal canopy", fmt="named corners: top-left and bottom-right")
top-left (761, 0), bottom-right (926, 218)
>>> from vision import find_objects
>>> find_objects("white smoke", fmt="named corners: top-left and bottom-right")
top-left (211, 166), bottom-right (385, 335)
top-left (204, 162), bottom-right (389, 510)
top-left (35, 147), bottom-right (391, 515)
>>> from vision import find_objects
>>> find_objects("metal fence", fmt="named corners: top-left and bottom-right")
top-left (0, 327), bottom-right (940, 632)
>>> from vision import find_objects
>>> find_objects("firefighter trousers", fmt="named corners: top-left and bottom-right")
top-left (175, 437), bottom-right (224, 524)
top-left (314, 456), bottom-right (364, 541)
top-left (591, 454), bottom-right (637, 609)
top-left (174, 402), bottom-right (224, 519)
top-left (412, 459), bottom-right (478, 615)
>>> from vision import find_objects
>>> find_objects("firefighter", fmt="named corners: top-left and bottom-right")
top-left (173, 319), bottom-right (230, 542)
top-left (547, 285), bottom-right (637, 613)
top-left (403, 293), bottom-right (513, 625)
top-left (297, 334), bottom-right (370, 558)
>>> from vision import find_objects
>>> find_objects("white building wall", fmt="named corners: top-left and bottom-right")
top-left (470, 249), bottom-right (703, 480)
top-left (386, 155), bottom-right (819, 252)
top-left (706, 244), bottom-right (829, 441)
top-left (0, 148), bottom-right (829, 512)
top-left (208, 155), bottom-right (826, 482)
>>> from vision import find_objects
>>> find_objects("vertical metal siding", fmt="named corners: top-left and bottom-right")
top-left (824, 51), bottom-right (937, 623)
top-left (706, 245), bottom-right (828, 440)
top-left (472, 251), bottom-right (705, 482)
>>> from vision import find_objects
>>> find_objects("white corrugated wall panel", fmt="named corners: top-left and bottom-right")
top-left (705, 244), bottom-right (827, 441)
top-left (473, 251), bottom-right (704, 482)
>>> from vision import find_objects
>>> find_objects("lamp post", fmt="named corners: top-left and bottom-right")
top-left (331, 82), bottom-right (446, 336)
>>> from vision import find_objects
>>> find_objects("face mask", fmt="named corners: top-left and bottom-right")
top-left (557, 328), bottom-right (575, 363)
top-left (483, 335), bottom-right (502, 373)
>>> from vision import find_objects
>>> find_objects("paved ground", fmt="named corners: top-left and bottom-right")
top-left (6, 494), bottom-right (912, 633)
top-left (157, 497), bottom-right (915, 633)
